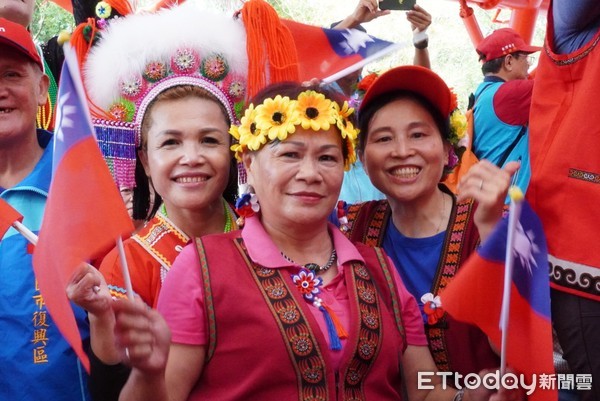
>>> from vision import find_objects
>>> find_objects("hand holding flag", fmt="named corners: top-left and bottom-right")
top-left (32, 44), bottom-right (134, 372)
top-left (441, 195), bottom-right (556, 401)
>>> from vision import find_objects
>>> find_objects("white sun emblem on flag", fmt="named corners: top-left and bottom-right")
top-left (513, 222), bottom-right (540, 276)
top-left (55, 90), bottom-right (76, 143)
top-left (340, 29), bottom-right (375, 55)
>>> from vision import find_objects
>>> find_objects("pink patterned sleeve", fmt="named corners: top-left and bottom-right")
top-left (157, 242), bottom-right (208, 346)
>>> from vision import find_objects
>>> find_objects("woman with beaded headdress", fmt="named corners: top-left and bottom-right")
top-left (107, 81), bottom-right (524, 401)
top-left (341, 65), bottom-right (520, 384)
top-left (66, 1), bottom-right (300, 400)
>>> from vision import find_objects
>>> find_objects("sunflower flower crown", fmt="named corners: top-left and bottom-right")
top-left (230, 90), bottom-right (359, 170)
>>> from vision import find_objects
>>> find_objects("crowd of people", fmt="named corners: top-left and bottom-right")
top-left (1, 0), bottom-right (599, 400)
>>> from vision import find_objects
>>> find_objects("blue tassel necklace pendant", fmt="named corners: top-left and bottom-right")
top-left (291, 268), bottom-right (347, 351)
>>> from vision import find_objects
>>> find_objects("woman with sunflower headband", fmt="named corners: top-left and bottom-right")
top-left (109, 82), bottom-right (523, 401)
top-left (341, 65), bottom-right (521, 384)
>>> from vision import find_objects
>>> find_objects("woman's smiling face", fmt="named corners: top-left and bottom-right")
top-left (361, 96), bottom-right (449, 204)
top-left (139, 95), bottom-right (231, 214)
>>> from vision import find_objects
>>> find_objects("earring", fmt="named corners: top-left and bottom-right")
top-left (235, 183), bottom-right (260, 227)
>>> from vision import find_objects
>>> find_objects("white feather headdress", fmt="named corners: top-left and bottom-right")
top-left (85, 2), bottom-right (247, 124)
top-left (82, 3), bottom-right (248, 188)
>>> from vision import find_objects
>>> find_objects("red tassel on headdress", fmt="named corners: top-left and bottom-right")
top-left (70, 18), bottom-right (97, 71)
top-left (69, 19), bottom-right (113, 120)
top-left (104, 0), bottom-right (134, 16)
top-left (240, 0), bottom-right (299, 99)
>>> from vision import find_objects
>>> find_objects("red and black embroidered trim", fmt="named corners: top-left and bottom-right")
top-left (427, 199), bottom-right (473, 371)
top-left (339, 262), bottom-right (384, 400)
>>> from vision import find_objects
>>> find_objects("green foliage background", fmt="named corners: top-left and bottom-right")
top-left (31, 0), bottom-right (546, 109)
top-left (30, 0), bottom-right (75, 43)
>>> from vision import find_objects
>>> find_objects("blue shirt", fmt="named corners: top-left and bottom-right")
top-left (382, 221), bottom-right (445, 322)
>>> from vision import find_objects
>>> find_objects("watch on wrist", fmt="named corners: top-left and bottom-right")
top-left (414, 39), bottom-right (428, 50)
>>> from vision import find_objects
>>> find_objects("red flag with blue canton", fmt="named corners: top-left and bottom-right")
top-left (441, 201), bottom-right (556, 401)
top-left (282, 19), bottom-right (407, 83)
top-left (0, 198), bottom-right (23, 239)
top-left (32, 44), bottom-right (134, 372)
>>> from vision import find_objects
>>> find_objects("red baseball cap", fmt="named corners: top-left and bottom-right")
top-left (0, 17), bottom-right (43, 70)
top-left (360, 65), bottom-right (452, 118)
top-left (476, 28), bottom-right (541, 62)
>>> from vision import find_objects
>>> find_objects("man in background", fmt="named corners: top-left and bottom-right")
top-left (471, 28), bottom-right (540, 197)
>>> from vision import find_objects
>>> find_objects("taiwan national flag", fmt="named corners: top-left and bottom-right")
top-left (0, 198), bottom-right (23, 239)
top-left (441, 201), bottom-right (556, 401)
top-left (282, 19), bottom-right (408, 83)
top-left (32, 44), bottom-right (134, 372)
top-left (50, 0), bottom-right (72, 13)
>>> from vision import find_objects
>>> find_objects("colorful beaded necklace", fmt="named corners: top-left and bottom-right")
top-left (160, 198), bottom-right (233, 233)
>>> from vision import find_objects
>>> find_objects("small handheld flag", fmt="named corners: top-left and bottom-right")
top-left (32, 44), bottom-right (134, 372)
top-left (0, 198), bottom-right (23, 239)
top-left (441, 198), bottom-right (556, 401)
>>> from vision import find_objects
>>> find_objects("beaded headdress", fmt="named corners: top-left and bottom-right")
top-left (78, 0), bottom-right (299, 191)
top-left (81, 3), bottom-right (249, 189)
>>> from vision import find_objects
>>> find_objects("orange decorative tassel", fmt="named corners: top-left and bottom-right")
top-left (322, 303), bottom-right (348, 339)
top-left (240, 0), bottom-right (299, 99)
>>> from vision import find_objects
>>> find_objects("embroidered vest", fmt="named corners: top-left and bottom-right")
top-left (194, 232), bottom-right (406, 401)
top-left (345, 197), bottom-right (499, 378)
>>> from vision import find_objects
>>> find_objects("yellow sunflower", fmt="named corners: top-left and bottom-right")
top-left (239, 105), bottom-right (268, 151)
top-left (254, 95), bottom-right (299, 141)
top-left (344, 137), bottom-right (357, 171)
top-left (229, 126), bottom-right (244, 161)
top-left (336, 100), bottom-right (354, 120)
top-left (332, 101), bottom-right (358, 140)
top-left (229, 123), bottom-right (240, 141)
top-left (297, 90), bottom-right (337, 131)
top-left (449, 109), bottom-right (468, 143)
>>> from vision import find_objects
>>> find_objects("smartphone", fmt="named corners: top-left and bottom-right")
top-left (379, 0), bottom-right (416, 11)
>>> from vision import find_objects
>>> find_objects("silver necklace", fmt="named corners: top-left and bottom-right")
top-left (282, 249), bottom-right (337, 273)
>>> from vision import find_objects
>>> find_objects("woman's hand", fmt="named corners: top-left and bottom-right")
top-left (66, 263), bottom-right (112, 317)
top-left (113, 297), bottom-right (171, 375)
top-left (456, 160), bottom-right (520, 242)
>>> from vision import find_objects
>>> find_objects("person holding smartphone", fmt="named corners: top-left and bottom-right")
top-left (332, 0), bottom-right (432, 205)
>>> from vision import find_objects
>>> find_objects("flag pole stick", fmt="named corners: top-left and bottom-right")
top-left (499, 186), bottom-right (524, 375)
top-left (116, 236), bottom-right (134, 301)
top-left (12, 220), bottom-right (39, 245)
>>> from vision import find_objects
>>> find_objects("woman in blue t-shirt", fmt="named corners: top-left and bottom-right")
top-left (342, 65), bottom-right (519, 382)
